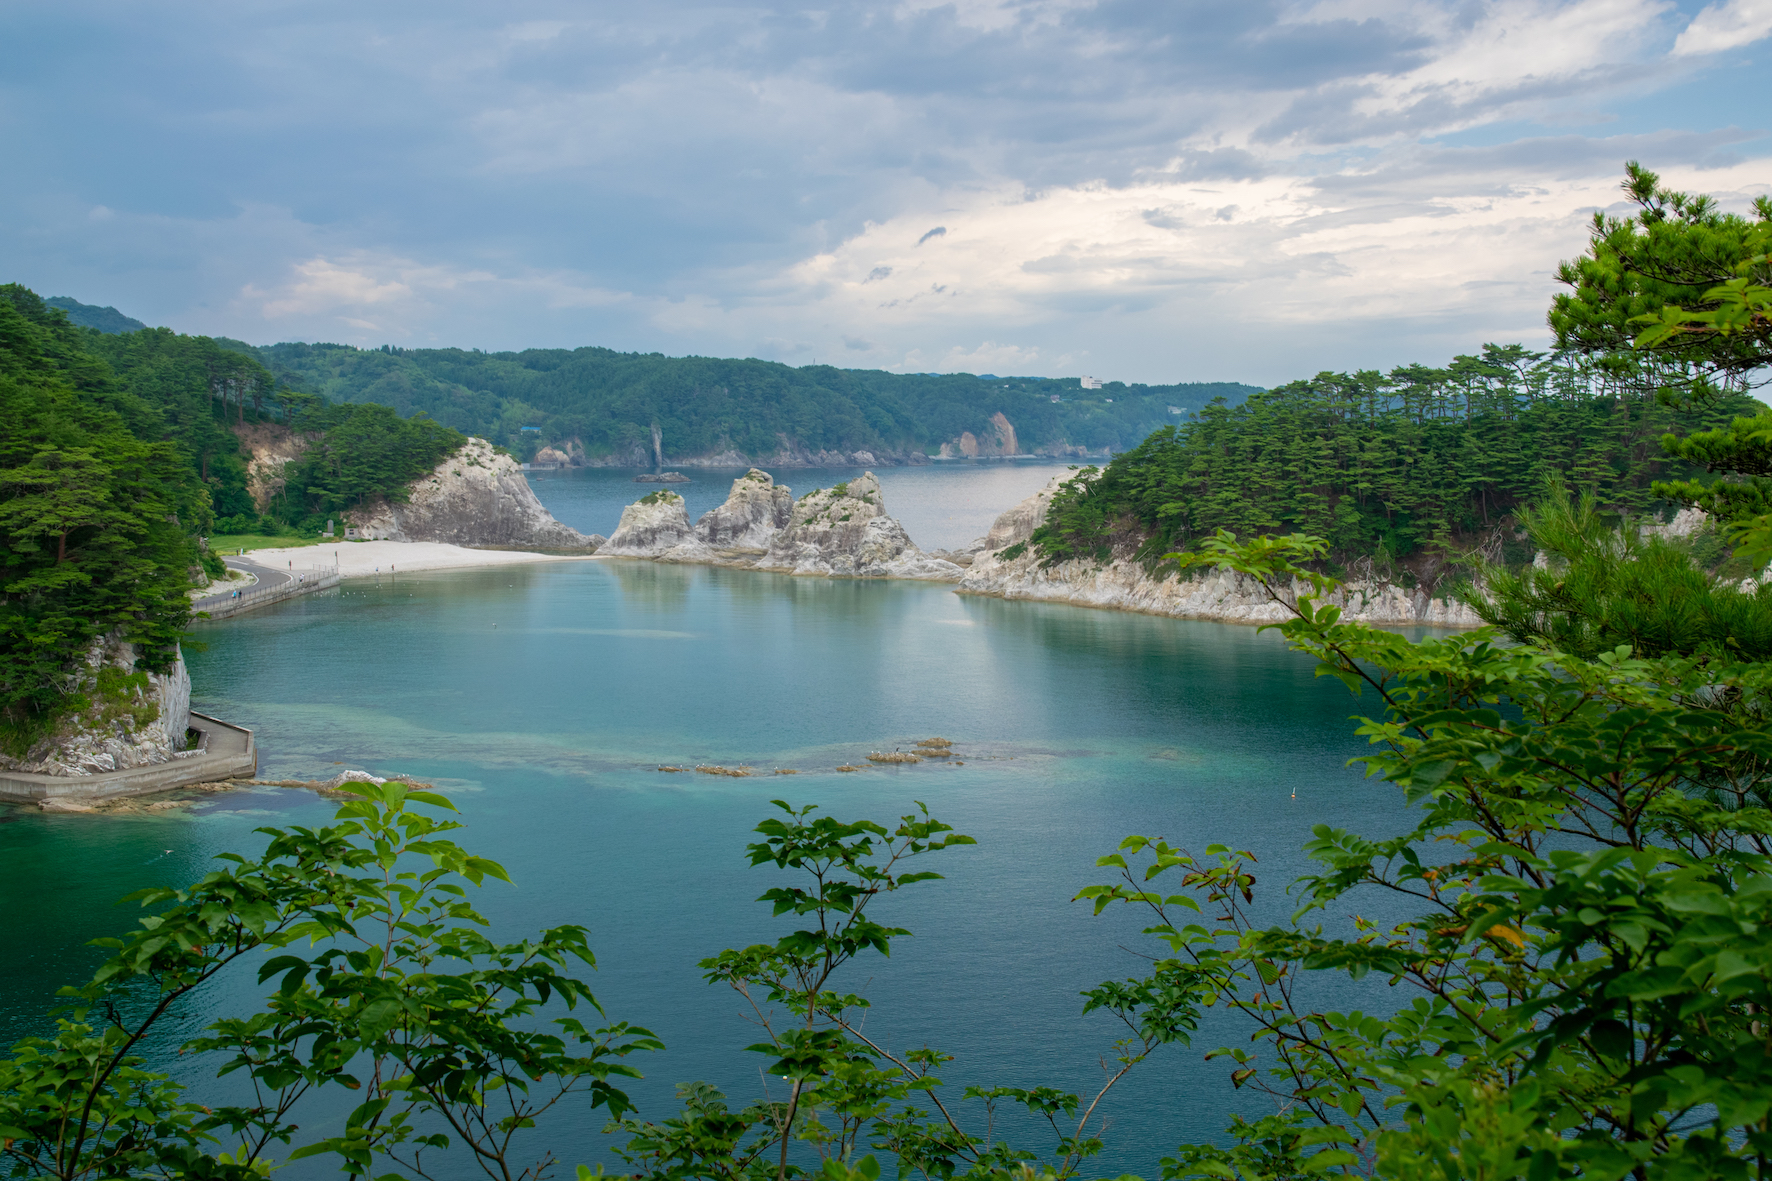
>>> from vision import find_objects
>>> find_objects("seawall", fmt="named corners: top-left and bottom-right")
top-left (0, 712), bottom-right (257, 805)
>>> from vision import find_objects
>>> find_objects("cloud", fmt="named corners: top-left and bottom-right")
top-left (895, 340), bottom-right (1057, 374)
top-left (1673, 0), bottom-right (1772, 53)
top-left (3, 0), bottom-right (1768, 385)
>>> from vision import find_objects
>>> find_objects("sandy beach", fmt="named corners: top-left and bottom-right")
top-left (243, 541), bottom-right (598, 579)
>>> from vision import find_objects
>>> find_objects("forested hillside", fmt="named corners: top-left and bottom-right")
top-left (1, 283), bottom-right (471, 743)
top-left (0, 286), bottom-right (206, 742)
top-left (1025, 344), bottom-right (1763, 582)
top-left (43, 296), bottom-right (147, 335)
top-left (253, 341), bottom-right (1258, 463)
top-left (74, 324), bottom-right (462, 534)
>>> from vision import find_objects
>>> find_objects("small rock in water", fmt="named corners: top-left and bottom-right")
top-left (634, 472), bottom-right (691, 483)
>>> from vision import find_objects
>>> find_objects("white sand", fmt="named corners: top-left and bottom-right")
top-left (246, 541), bottom-right (597, 579)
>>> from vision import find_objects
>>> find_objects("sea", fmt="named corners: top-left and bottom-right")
top-left (0, 462), bottom-right (1420, 1177)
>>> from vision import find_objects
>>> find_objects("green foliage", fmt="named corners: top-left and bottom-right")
top-left (80, 326), bottom-right (279, 521)
top-left (1469, 479), bottom-right (1772, 659)
top-left (609, 801), bottom-right (1216, 1181)
top-left (253, 341), bottom-right (1259, 461)
top-left (1028, 346), bottom-right (1752, 576)
top-left (277, 402), bottom-right (462, 519)
top-left (1551, 161), bottom-right (1772, 389)
top-left (0, 781), bottom-right (658, 1181)
top-left (1065, 528), bottom-right (1772, 1178)
top-left (0, 287), bottom-right (198, 723)
top-left (1553, 164), bottom-right (1772, 574)
top-left (1656, 407), bottom-right (1772, 571)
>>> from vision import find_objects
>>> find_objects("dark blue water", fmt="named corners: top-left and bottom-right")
top-left (0, 475), bottom-right (1421, 1176)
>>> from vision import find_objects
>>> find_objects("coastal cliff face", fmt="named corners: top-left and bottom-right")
top-left (0, 636), bottom-right (194, 777)
top-left (603, 470), bottom-right (964, 580)
top-left (955, 480), bottom-right (1484, 627)
top-left (350, 438), bottom-right (603, 549)
top-left (958, 549), bottom-right (1483, 626)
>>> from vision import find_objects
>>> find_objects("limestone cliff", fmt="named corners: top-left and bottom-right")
top-left (956, 481), bottom-right (1483, 627)
top-left (0, 635), bottom-right (194, 776)
top-left (697, 468), bottom-right (794, 548)
top-left (349, 438), bottom-right (602, 549)
top-left (601, 490), bottom-right (702, 557)
top-left (603, 470), bottom-right (963, 580)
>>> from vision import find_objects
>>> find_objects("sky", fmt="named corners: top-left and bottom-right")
top-left (3, 0), bottom-right (1769, 385)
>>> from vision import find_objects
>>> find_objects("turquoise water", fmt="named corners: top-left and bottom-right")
top-left (0, 483), bottom-right (1419, 1175)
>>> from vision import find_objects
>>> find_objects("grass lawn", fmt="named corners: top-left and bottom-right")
top-left (209, 533), bottom-right (325, 553)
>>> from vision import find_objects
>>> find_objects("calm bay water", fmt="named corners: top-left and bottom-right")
top-left (0, 468), bottom-right (1419, 1176)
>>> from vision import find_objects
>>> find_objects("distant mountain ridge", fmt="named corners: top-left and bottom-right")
top-left (28, 296), bottom-right (1264, 467)
top-left (44, 296), bottom-right (147, 334)
top-left (249, 341), bottom-right (1261, 466)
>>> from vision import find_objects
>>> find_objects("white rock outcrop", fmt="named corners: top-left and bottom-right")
top-left (602, 490), bottom-right (704, 557)
top-left (958, 548), bottom-right (1482, 626)
top-left (349, 437), bottom-right (601, 549)
top-left (0, 635), bottom-right (195, 777)
top-left (695, 469), bottom-right (794, 549)
top-left (602, 470), bottom-right (963, 580)
top-left (981, 473), bottom-right (1066, 551)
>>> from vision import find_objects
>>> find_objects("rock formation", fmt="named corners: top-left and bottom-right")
top-left (955, 477), bottom-right (1483, 627)
top-left (0, 634), bottom-right (194, 777)
top-left (601, 490), bottom-right (703, 557)
top-left (602, 469), bottom-right (963, 580)
top-left (938, 412), bottom-right (1021, 459)
top-left (348, 437), bottom-right (602, 549)
top-left (697, 469), bottom-right (794, 549)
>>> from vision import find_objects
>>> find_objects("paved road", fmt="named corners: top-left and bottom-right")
top-left (193, 557), bottom-right (291, 613)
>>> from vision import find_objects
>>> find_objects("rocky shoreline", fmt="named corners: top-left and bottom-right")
top-left (598, 468), bottom-right (1485, 627)
top-left (0, 634), bottom-right (194, 777)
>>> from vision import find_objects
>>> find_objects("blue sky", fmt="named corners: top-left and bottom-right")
top-left (3, 0), bottom-right (1769, 385)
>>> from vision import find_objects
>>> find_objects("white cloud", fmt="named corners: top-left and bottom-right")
top-left (239, 254), bottom-right (631, 339)
top-left (1673, 0), bottom-right (1772, 54)
top-left (732, 153), bottom-right (1772, 381)
top-left (894, 340), bottom-right (1059, 374)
